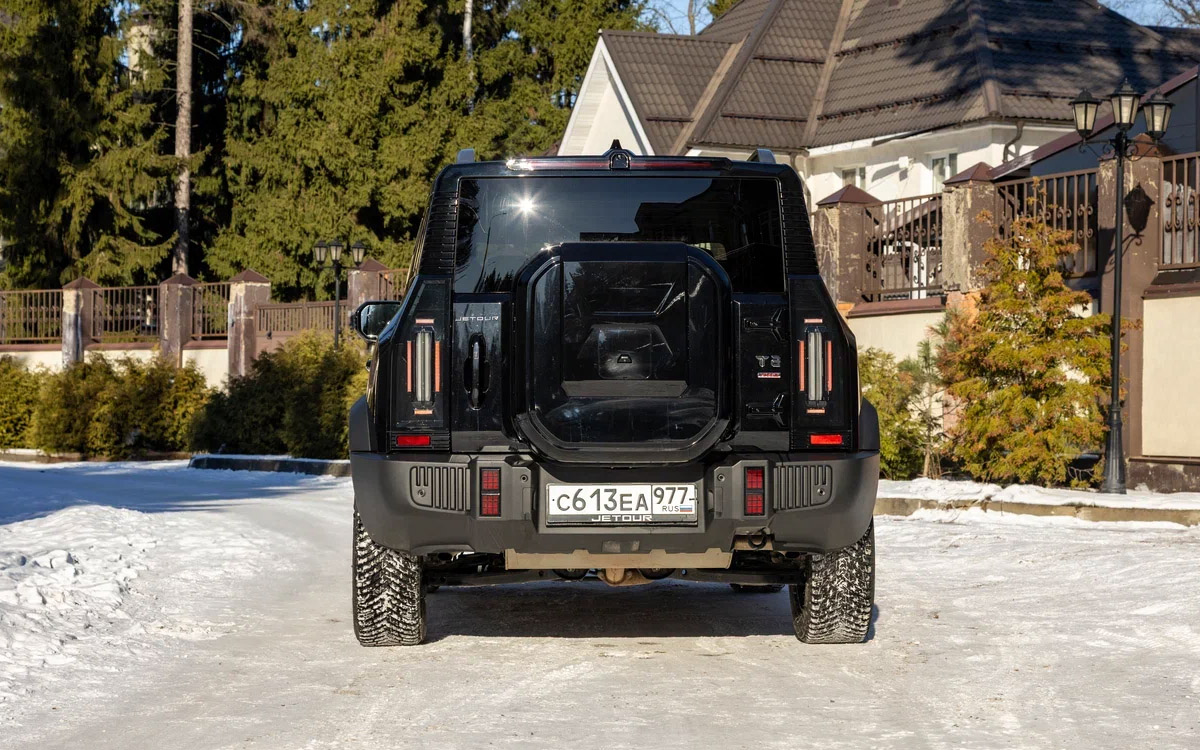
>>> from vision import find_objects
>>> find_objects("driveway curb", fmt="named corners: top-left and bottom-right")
top-left (187, 455), bottom-right (351, 477)
top-left (874, 496), bottom-right (1200, 527)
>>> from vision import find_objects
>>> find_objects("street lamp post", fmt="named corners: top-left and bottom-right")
top-left (313, 239), bottom-right (367, 349)
top-left (1070, 80), bottom-right (1173, 494)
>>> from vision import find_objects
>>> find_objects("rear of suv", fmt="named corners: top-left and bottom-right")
top-left (348, 146), bottom-right (880, 646)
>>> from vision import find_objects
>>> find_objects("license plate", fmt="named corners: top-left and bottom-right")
top-left (545, 483), bottom-right (698, 524)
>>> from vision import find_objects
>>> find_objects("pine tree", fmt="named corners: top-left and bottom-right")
top-left (938, 205), bottom-right (1114, 487)
top-left (705, 0), bottom-right (739, 22)
top-left (899, 337), bottom-right (946, 478)
top-left (210, 0), bottom-right (644, 299)
top-left (0, 1), bottom-right (175, 287)
top-left (858, 347), bottom-right (923, 479)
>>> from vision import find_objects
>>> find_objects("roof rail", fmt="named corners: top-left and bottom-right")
top-left (748, 148), bottom-right (776, 164)
top-left (455, 148), bottom-right (477, 164)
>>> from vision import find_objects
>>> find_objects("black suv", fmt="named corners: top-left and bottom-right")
top-left (348, 146), bottom-right (879, 646)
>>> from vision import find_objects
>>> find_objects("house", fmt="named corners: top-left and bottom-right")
top-left (560, 0), bottom-right (1200, 205)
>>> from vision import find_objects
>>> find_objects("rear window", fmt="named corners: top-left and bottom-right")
top-left (453, 176), bottom-right (784, 293)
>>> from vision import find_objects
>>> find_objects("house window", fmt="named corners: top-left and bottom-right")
top-left (931, 153), bottom-right (958, 191)
top-left (841, 166), bottom-right (867, 189)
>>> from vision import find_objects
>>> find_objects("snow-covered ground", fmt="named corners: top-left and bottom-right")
top-left (1, 461), bottom-right (1198, 749)
top-left (881, 476), bottom-right (1200, 510)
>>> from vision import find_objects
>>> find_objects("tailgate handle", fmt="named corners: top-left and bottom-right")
top-left (467, 337), bottom-right (484, 409)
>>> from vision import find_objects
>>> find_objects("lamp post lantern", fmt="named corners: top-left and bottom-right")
top-left (313, 238), bottom-right (370, 350)
top-left (1071, 79), bottom-right (1173, 494)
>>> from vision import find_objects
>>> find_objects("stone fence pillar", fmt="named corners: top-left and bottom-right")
top-left (227, 270), bottom-right (271, 379)
top-left (159, 273), bottom-right (197, 365)
top-left (347, 257), bottom-right (389, 311)
top-left (941, 163), bottom-right (996, 293)
top-left (813, 186), bottom-right (879, 306)
top-left (61, 277), bottom-right (98, 367)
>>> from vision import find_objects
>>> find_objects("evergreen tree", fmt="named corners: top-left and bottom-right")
top-left (899, 336), bottom-right (946, 479)
top-left (209, 0), bottom-right (644, 299)
top-left (0, 1), bottom-right (175, 287)
top-left (705, 0), bottom-right (738, 22)
top-left (858, 347), bottom-right (923, 479)
top-left (938, 206), bottom-right (1114, 487)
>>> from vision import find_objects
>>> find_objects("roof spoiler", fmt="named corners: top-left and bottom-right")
top-left (747, 148), bottom-right (776, 164)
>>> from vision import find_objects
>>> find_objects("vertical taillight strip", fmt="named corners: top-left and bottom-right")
top-left (406, 340), bottom-right (413, 393)
top-left (806, 329), bottom-right (823, 402)
top-left (798, 340), bottom-right (805, 391)
top-left (826, 339), bottom-right (833, 392)
top-left (414, 329), bottom-right (434, 403)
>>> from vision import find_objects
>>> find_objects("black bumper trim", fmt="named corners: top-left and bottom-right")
top-left (350, 450), bottom-right (878, 556)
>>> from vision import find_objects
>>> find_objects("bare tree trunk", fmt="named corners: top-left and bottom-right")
top-left (463, 0), bottom-right (474, 62)
top-left (688, 0), bottom-right (697, 35)
top-left (173, 0), bottom-right (193, 277)
top-left (463, 0), bottom-right (476, 111)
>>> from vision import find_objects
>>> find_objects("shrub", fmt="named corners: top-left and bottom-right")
top-left (858, 347), bottom-right (923, 479)
top-left (30, 358), bottom-right (119, 454)
top-left (87, 357), bottom-right (213, 458)
top-left (31, 355), bottom-right (212, 458)
top-left (938, 208), bottom-right (1113, 487)
top-left (0, 356), bottom-right (41, 449)
top-left (192, 331), bottom-right (366, 459)
top-left (900, 337), bottom-right (947, 478)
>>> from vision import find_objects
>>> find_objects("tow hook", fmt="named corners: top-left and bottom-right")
top-left (747, 529), bottom-right (770, 550)
top-left (598, 568), bottom-right (657, 586)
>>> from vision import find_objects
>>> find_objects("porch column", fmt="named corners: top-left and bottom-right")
top-left (227, 270), bottom-right (271, 379)
top-left (159, 273), bottom-right (197, 365)
top-left (61, 277), bottom-right (98, 367)
top-left (1097, 135), bottom-right (1163, 459)
top-left (813, 186), bottom-right (879, 306)
top-left (941, 163), bottom-right (996, 293)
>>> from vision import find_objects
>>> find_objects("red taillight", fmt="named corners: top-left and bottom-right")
top-left (394, 434), bottom-right (432, 447)
top-left (810, 433), bottom-right (844, 446)
top-left (481, 467), bottom-right (501, 492)
top-left (745, 467), bottom-right (764, 490)
top-left (744, 467), bottom-right (765, 516)
top-left (480, 468), bottom-right (501, 516)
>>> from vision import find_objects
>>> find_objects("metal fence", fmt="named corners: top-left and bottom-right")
top-left (255, 300), bottom-right (351, 336)
top-left (1161, 152), bottom-right (1200, 270)
top-left (0, 289), bottom-right (63, 344)
top-left (191, 282), bottom-right (231, 340)
top-left (91, 285), bottom-right (159, 342)
top-left (994, 170), bottom-right (1098, 276)
top-left (861, 194), bottom-right (943, 302)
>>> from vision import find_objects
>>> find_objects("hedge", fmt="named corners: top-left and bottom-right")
top-left (191, 331), bottom-right (366, 459)
top-left (0, 356), bottom-right (40, 449)
top-left (30, 356), bottom-right (212, 458)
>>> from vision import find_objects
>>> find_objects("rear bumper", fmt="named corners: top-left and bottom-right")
top-left (350, 449), bottom-right (878, 557)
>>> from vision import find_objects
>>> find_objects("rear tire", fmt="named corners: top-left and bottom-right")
top-left (352, 511), bottom-right (427, 646)
top-left (789, 521), bottom-right (875, 644)
top-left (729, 583), bottom-right (784, 593)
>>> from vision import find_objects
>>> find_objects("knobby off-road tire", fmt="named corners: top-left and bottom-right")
top-left (789, 521), bottom-right (875, 644)
top-left (729, 584), bottom-right (785, 593)
top-left (352, 511), bottom-right (427, 646)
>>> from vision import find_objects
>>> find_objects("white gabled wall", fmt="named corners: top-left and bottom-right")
top-left (799, 124), bottom-right (1070, 204)
top-left (560, 40), bottom-right (651, 156)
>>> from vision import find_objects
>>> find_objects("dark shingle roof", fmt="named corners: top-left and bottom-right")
top-left (598, 0), bottom-right (1200, 152)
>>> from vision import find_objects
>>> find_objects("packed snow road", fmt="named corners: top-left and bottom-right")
top-left (0, 461), bottom-right (1197, 749)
